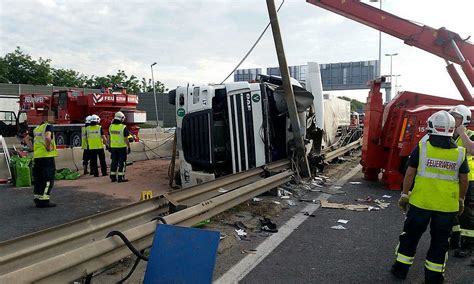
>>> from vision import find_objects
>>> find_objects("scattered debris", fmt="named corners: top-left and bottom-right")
top-left (218, 188), bottom-right (229, 193)
top-left (260, 217), bottom-right (278, 233)
top-left (368, 206), bottom-right (380, 211)
top-left (382, 195), bottom-right (392, 198)
top-left (337, 219), bottom-right (349, 224)
top-left (234, 221), bottom-right (247, 231)
top-left (333, 186), bottom-right (342, 189)
top-left (331, 225), bottom-right (347, 230)
top-left (235, 229), bottom-right (247, 237)
top-left (311, 183), bottom-right (324, 188)
top-left (280, 195), bottom-right (290, 200)
top-left (321, 200), bottom-right (370, 212)
top-left (374, 199), bottom-right (390, 209)
top-left (220, 233), bottom-right (228, 240)
top-left (349, 181), bottom-right (362, 185)
top-left (299, 198), bottom-right (317, 203)
top-left (286, 200), bottom-right (297, 206)
top-left (304, 212), bottom-right (316, 217)
top-left (241, 249), bottom-right (257, 254)
top-left (272, 201), bottom-right (281, 205)
top-left (252, 197), bottom-right (262, 202)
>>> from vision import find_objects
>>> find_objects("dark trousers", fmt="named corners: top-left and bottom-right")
top-left (82, 149), bottom-right (90, 168)
top-left (33, 157), bottom-right (56, 205)
top-left (110, 147), bottom-right (127, 179)
top-left (395, 205), bottom-right (456, 278)
top-left (459, 181), bottom-right (474, 246)
top-left (89, 149), bottom-right (107, 176)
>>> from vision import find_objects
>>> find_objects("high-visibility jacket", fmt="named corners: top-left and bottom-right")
top-left (87, 125), bottom-right (104, 150)
top-left (410, 140), bottom-right (466, 212)
top-left (455, 129), bottom-right (474, 181)
top-left (81, 126), bottom-right (88, 149)
top-left (109, 124), bottom-right (127, 148)
top-left (33, 123), bottom-right (58, 159)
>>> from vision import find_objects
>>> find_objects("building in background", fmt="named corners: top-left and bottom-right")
top-left (235, 60), bottom-right (379, 91)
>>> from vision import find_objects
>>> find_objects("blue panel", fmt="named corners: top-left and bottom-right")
top-left (144, 224), bottom-right (220, 284)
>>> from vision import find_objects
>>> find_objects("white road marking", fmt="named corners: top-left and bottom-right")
top-left (215, 165), bottom-right (362, 283)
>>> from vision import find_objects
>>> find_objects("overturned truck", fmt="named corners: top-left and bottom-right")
top-left (169, 63), bottom-right (360, 187)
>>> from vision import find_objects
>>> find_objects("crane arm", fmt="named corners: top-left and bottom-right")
top-left (306, 0), bottom-right (474, 91)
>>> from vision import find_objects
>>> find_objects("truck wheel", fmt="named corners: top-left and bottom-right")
top-left (56, 132), bottom-right (67, 146)
top-left (70, 132), bottom-right (82, 148)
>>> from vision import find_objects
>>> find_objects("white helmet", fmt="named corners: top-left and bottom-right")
top-left (114, 111), bottom-right (125, 121)
top-left (426, 110), bottom-right (455, 137)
top-left (449, 104), bottom-right (471, 126)
top-left (85, 115), bottom-right (92, 123)
top-left (91, 114), bottom-right (100, 123)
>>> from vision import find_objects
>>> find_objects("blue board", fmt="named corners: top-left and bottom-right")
top-left (144, 224), bottom-right (220, 284)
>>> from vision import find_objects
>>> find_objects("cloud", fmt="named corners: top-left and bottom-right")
top-left (0, 0), bottom-right (472, 99)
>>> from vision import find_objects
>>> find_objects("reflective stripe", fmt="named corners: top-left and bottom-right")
top-left (34, 194), bottom-right (50, 200)
top-left (396, 253), bottom-right (414, 265)
top-left (117, 172), bottom-right (125, 176)
top-left (452, 225), bottom-right (461, 232)
top-left (461, 228), bottom-right (474, 237)
top-left (417, 142), bottom-right (463, 181)
top-left (110, 172), bottom-right (116, 175)
top-left (424, 260), bottom-right (444, 273)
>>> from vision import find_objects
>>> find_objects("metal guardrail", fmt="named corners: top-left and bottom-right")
top-left (324, 139), bottom-right (362, 162)
top-left (0, 160), bottom-right (291, 283)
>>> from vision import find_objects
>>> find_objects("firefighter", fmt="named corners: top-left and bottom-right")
top-left (31, 119), bottom-right (58, 208)
top-left (108, 111), bottom-right (131, 182)
top-left (450, 105), bottom-right (474, 259)
top-left (82, 115), bottom-right (92, 175)
top-left (391, 110), bottom-right (468, 283)
top-left (87, 114), bottom-right (108, 177)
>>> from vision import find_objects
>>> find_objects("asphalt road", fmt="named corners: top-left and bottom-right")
top-left (0, 183), bottom-right (129, 242)
top-left (240, 173), bottom-right (474, 284)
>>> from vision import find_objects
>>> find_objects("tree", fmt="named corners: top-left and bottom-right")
top-left (0, 57), bottom-right (8, 83)
top-left (338, 96), bottom-right (365, 112)
top-left (51, 68), bottom-right (88, 87)
top-left (141, 77), bottom-right (168, 93)
top-left (2, 47), bottom-right (52, 85)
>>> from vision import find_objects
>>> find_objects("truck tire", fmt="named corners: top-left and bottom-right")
top-left (55, 132), bottom-right (67, 146)
top-left (70, 132), bottom-right (82, 148)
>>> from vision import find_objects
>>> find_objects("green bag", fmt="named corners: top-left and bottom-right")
top-left (14, 157), bottom-right (32, 187)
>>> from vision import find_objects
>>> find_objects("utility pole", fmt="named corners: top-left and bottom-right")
top-left (266, 0), bottom-right (311, 177)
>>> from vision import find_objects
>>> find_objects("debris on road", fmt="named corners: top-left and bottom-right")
top-left (303, 212), bottom-right (316, 217)
top-left (272, 201), bottom-right (281, 205)
top-left (235, 229), bottom-right (247, 237)
top-left (331, 225), bottom-right (347, 230)
top-left (218, 188), bottom-right (229, 193)
top-left (321, 200), bottom-right (370, 211)
top-left (252, 197), bottom-right (263, 202)
top-left (337, 219), bottom-right (349, 224)
top-left (286, 200), bottom-right (297, 207)
top-left (382, 195), bottom-right (392, 198)
top-left (349, 181), bottom-right (362, 185)
top-left (241, 249), bottom-right (257, 254)
top-left (260, 217), bottom-right (278, 233)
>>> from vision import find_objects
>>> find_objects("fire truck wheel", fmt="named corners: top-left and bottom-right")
top-left (70, 132), bottom-right (82, 148)
top-left (55, 132), bottom-right (67, 146)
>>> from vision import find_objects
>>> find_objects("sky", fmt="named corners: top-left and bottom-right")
top-left (0, 0), bottom-right (473, 102)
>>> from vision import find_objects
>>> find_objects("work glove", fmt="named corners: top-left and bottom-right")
top-left (127, 147), bottom-right (131, 154)
top-left (459, 198), bottom-right (465, 216)
top-left (398, 193), bottom-right (410, 212)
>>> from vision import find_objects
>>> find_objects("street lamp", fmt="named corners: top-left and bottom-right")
top-left (370, 0), bottom-right (382, 77)
top-left (385, 53), bottom-right (398, 101)
top-left (150, 62), bottom-right (159, 127)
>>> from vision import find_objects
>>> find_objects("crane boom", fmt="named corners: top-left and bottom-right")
top-left (306, 0), bottom-right (474, 94)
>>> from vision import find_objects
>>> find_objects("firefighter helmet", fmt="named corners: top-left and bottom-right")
top-left (85, 115), bottom-right (92, 124)
top-left (114, 111), bottom-right (125, 122)
top-left (449, 104), bottom-right (471, 126)
top-left (91, 114), bottom-right (100, 123)
top-left (426, 110), bottom-right (455, 137)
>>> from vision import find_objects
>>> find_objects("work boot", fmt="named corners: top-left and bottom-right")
top-left (454, 238), bottom-right (472, 258)
top-left (118, 176), bottom-right (129, 183)
top-left (35, 201), bottom-right (57, 208)
top-left (390, 262), bottom-right (409, 280)
top-left (110, 175), bottom-right (117, 182)
top-left (425, 268), bottom-right (444, 284)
